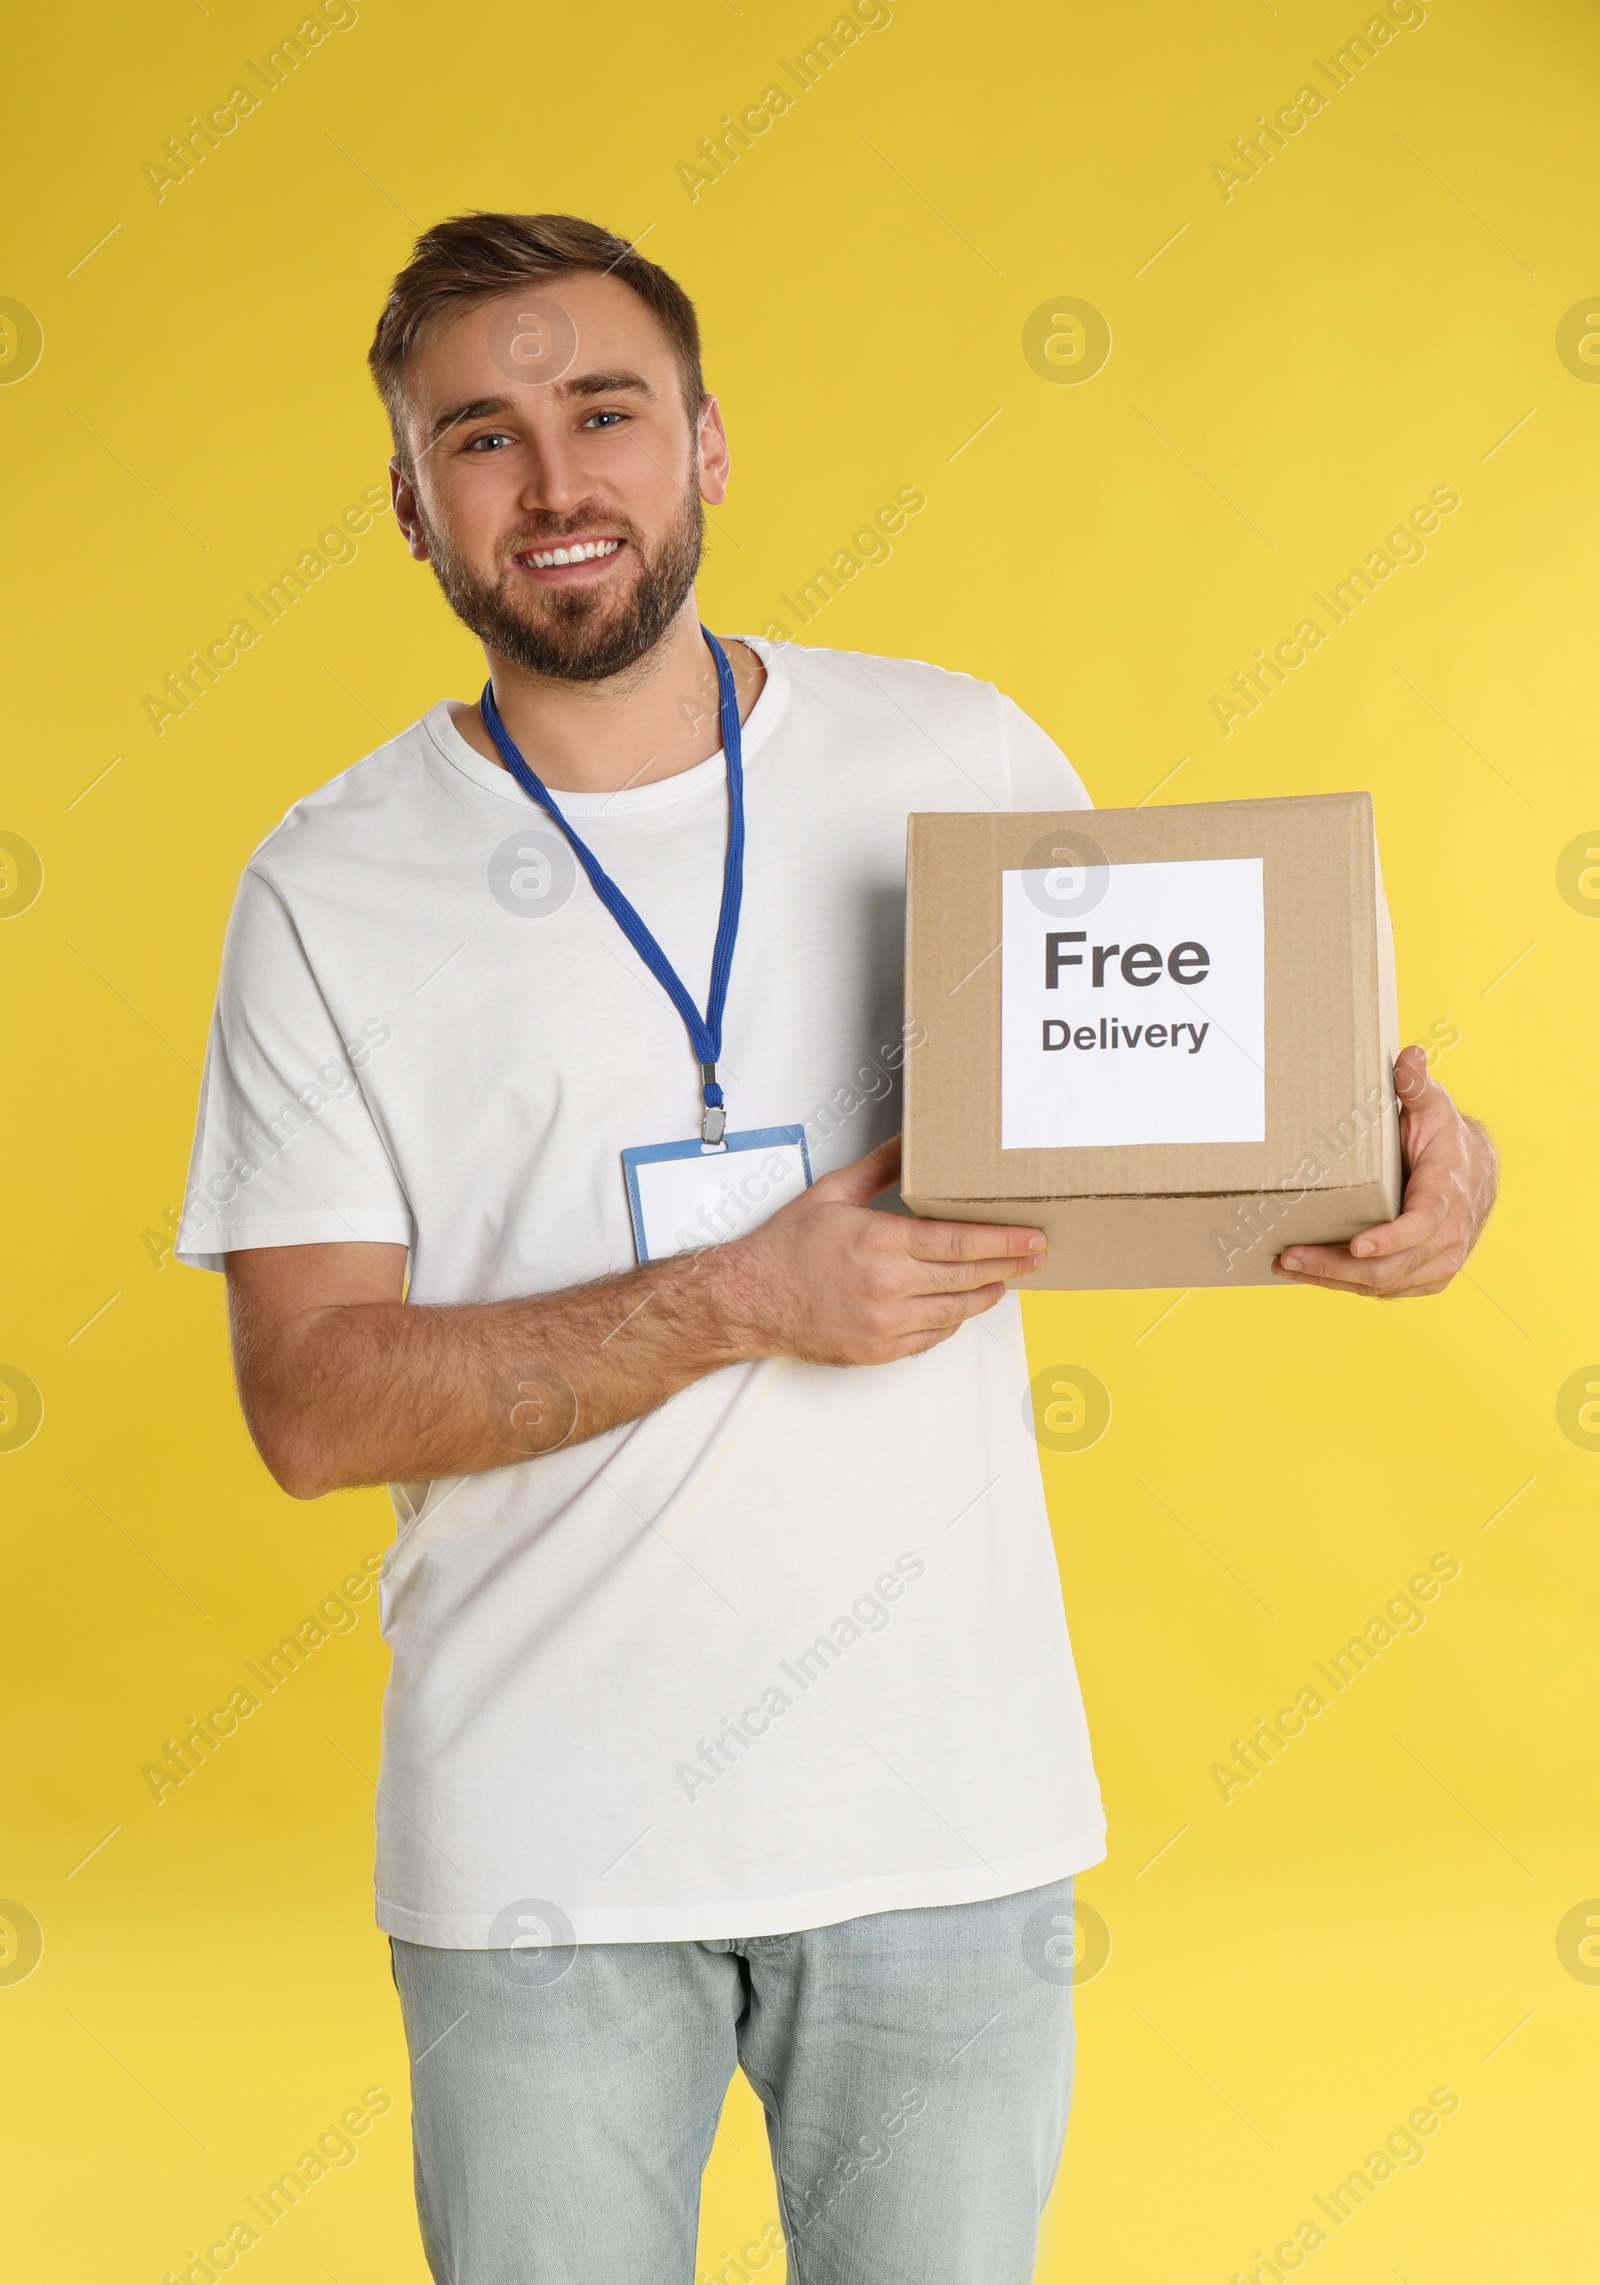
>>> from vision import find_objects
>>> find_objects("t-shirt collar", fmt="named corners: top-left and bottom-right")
top-left (420, 634), bottom-right (791, 816)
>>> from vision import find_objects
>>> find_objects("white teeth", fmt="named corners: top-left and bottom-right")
top-left (523, 538), bottom-right (622, 568)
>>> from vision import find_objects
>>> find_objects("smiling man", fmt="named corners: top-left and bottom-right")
top-left (176, 212), bottom-right (1497, 2284)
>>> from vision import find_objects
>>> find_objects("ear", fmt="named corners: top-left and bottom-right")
top-left (696, 394), bottom-right (731, 507)
top-left (390, 456), bottom-right (431, 562)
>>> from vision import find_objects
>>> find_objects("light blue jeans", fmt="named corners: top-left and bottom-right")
top-left (390, 1878), bottom-right (1075, 2284)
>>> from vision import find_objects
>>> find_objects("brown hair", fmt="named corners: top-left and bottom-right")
top-left (367, 211), bottom-right (707, 466)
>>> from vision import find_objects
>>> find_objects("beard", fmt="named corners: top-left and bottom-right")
top-left (417, 477), bottom-right (705, 685)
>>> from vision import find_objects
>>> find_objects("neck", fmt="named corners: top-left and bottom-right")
top-left (448, 602), bottom-right (766, 795)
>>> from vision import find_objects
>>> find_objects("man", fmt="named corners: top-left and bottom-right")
top-left (176, 212), bottom-right (1497, 2283)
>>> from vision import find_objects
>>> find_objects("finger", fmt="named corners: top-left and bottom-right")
top-left (1284, 1209), bottom-right (1443, 1274)
top-left (1274, 1234), bottom-right (1463, 1290)
top-left (1274, 1242), bottom-right (1415, 1288)
top-left (1275, 1265), bottom-right (1453, 1300)
top-left (1347, 1202), bottom-right (1449, 1260)
top-left (809, 1132), bottom-right (904, 1209)
top-left (1288, 1168), bottom-right (1456, 1271)
top-left (1394, 1040), bottom-right (1433, 1109)
top-left (891, 1282), bottom-right (1009, 1342)
top-left (1395, 1043), bottom-right (1466, 1143)
top-left (912, 1252), bottom-right (1044, 1295)
top-left (1296, 1200), bottom-right (1465, 1279)
top-left (900, 1216), bottom-right (1047, 1264)
top-left (1273, 1267), bottom-right (1384, 1297)
top-left (883, 1324), bottom-right (964, 1359)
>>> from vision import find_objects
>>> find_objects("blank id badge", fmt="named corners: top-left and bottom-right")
top-left (622, 1125), bottom-right (813, 1264)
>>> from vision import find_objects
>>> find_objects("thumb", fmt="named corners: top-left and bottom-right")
top-left (1395, 1041), bottom-right (1444, 1118)
top-left (810, 1132), bottom-right (903, 1208)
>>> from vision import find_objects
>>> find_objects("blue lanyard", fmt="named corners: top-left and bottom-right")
top-left (479, 627), bottom-right (746, 1145)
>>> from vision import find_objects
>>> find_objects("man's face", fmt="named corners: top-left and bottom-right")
top-left (392, 270), bottom-right (729, 683)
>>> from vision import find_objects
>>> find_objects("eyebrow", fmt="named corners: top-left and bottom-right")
top-left (425, 370), bottom-right (657, 446)
top-left (563, 369), bottom-right (656, 402)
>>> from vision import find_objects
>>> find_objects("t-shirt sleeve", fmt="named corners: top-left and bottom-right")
top-left (997, 691), bottom-right (1093, 812)
top-left (175, 865), bottom-right (413, 1273)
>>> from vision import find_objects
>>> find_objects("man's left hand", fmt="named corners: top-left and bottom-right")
top-left (1273, 1044), bottom-right (1498, 1298)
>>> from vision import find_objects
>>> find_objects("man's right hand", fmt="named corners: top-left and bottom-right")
top-left (224, 1133), bottom-right (1044, 1497)
top-left (717, 1134), bottom-right (1046, 1366)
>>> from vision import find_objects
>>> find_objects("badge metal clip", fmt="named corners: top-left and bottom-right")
top-left (700, 1063), bottom-right (727, 1149)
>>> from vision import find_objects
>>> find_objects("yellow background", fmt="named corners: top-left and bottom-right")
top-left (3, 0), bottom-right (1596, 2276)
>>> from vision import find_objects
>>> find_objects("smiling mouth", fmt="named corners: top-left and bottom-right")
top-left (512, 536), bottom-right (627, 573)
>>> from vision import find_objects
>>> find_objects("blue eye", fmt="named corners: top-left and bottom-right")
top-left (466, 431), bottom-right (512, 452)
top-left (584, 409), bottom-right (626, 428)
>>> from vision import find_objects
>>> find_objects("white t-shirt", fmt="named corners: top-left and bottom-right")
top-left (177, 637), bottom-right (1107, 1946)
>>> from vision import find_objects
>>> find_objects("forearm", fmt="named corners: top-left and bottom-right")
top-left (228, 1135), bottom-right (1043, 1497)
top-left (241, 1248), bottom-right (756, 1498)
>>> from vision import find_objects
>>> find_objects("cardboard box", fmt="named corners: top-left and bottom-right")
top-left (902, 792), bottom-right (1402, 1289)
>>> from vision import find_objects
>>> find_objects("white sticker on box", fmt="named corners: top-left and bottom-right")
top-left (1000, 857), bottom-right (1265, 1149)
